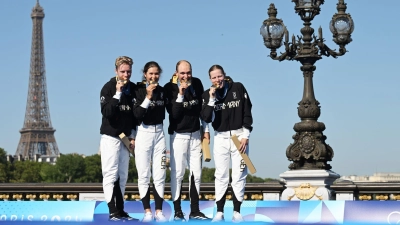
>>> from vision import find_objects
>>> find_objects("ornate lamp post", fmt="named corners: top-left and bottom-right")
top-left (260, 0), bottom-right (354, 200)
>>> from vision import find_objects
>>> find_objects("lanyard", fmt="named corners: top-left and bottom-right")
top-left (215, 81), bottom-right (228, 100)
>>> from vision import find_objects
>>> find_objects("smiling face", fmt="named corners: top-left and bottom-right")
top-left (115, 63), bottom-right (132, 82)
top-left (176, 61), bottom-right (192, 84)
top-left (209, 69), bottom-right (225, 89)
top-left (144, 66), bottom-right (160, 84)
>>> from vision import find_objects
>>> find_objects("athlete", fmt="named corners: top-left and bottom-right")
top-left (133, 61), bottom-right (168, 222)
top-left (164, 60), bottom-right (210, 221)
top-left (200, 64), bottom-right (253, 223)
top-left (99, 56), bottom-right (137, 221)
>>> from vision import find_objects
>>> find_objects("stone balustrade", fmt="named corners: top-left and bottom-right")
top-left (2, 181), bottom-right (400, 201)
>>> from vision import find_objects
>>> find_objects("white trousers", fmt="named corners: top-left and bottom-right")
top-left (214, 131), bottom-right (248, 202)
top-left (135, 124), bottom-right (167, 199)
top-left (170, 131), bottom-right (202, 201)
top-left (100, 134), bottom-right (130, 203)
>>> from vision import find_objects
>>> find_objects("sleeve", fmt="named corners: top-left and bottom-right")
top-left (132, 85), bottom-right (148, 122)
top-left (200, 91), bottom-right (215, 123)
top-left (201, 119), bottom-right (210, 133)
top-left (171, 94), bottom-right (184, 120)
top-left (241, 83), bottom-right (253, 137)
top-left (164, 83), bottom-right (183, 120)
top-left (100, 83), bottom-right (119, 119)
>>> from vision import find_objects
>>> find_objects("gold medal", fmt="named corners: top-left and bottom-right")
top-left (149, 80), bottom-right (158, 86)
top-left (116, 76), bottom-right (127, 85)
top-left (211, 83), bottom-right (220, 89)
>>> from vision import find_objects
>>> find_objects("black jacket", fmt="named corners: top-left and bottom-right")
top-left (100, 77), bottom-right (137, 137)
top-left (133, 82), bottom-right (166, 125)
top-left (164, 77), bottom-right (204, 134)
top-left (201, 80), bottom-right (253, 132)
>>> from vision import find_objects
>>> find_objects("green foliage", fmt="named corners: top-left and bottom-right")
top-left (201, 167), bottom-right (216, 182)
top-left (0, 162), bottom-right (11, 183)
top-left (0, 148), bottom-right (7, 164)
top-left (0, 152), bottom-right (276, 183)
top-left (40, 162), bottom-right (63, 182)
top-left (78, 154), bottom-right (102, 183)
top-left (9, 161), bottom-right (42, 182)
top-left (56, 154), bottom-right (85, 183)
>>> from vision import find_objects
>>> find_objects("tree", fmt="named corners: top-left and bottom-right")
top-left (10, 161), bottom-right (25, 182)
top-left (40, 162), bottom-right (63, 182)
top-left (0, 148), bottom-right (7, 164)
top-left (20, 161), bottom-right (42, 182)
top-left (0, 148), bottom-right (9, 182)
top-left (201, 167), bottom-right (216, 182)
top-left (56, 154), bottom-right (85, 183)
top-left (0, 162), bottom-right (12, 183)
top-left (79, 154), bottom-right (102, 183)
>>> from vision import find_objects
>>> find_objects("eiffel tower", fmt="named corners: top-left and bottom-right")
top-left (15, 1), bottom-right (60, 159)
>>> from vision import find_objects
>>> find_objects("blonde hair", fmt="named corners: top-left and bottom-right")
top-left (115, 56), bottom-right (133, 69)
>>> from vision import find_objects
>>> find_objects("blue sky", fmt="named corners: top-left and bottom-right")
top-left (0, 0), bottom-right (399, 179)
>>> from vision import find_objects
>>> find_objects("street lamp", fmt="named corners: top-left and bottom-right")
top-left (260, 0), bottom-right (354, 171)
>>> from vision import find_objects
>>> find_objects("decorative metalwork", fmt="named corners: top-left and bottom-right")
top-left (294, 183), bottom-right (317, 200)
top-left (358, 194), bottom-right (372, 201)
top-left (250, 194), bottom-right (264, 200)
top-left (66, 194), bottom-right (78, 201)
top-left (53, 194), bottom-right (64, 201)
top-left (260, 0), bottom-right (354, 170)
top-left (375, 194), bottom-right (388, 201)
top-left (392, 194), bottom-right (400, 201)
top-left (39, 194), bottom-right (50, 201)
top-left (16, 0), bottom-right (60, 159)
top-left (26, 194), bottom-right (37, 201)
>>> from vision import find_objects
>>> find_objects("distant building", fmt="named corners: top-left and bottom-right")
top-left (341, 173), bottom-right (400, 182)
top-left (6, 154), bottom-right (60, 165)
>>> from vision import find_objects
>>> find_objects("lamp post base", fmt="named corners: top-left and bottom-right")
top-left (280, 170), bottom-right (340, 201)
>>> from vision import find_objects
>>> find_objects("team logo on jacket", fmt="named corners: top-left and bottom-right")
top-left (214, 100), bottom-right (240, 111)
top-left (100, 96), bottom-right (105, 103)
top-left (119, 105), bottom-right (131, 111)
top-left (150, 100), bottom-right (164, 106)
top-left (233, 92), bottom-right (237, 99)
top-left (183, 99), bottom-right (199, 108)
top-left (160, 92), bottom-right (164, 99)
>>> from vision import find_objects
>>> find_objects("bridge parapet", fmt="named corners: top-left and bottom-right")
top-left (2, 181), bottom-right (400, 201)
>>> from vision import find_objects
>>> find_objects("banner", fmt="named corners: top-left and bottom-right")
top-left (1, 200), bottom-right (400, 224)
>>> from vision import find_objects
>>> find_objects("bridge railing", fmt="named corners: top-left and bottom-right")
top-left (0, 182), bottom-right (285, 201)
top-left (2, 181), bottom-right (400, 201)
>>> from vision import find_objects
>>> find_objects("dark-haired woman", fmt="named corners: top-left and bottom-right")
top-left (133, 61), bottom-right (167, 222)
top-left (201, 64), bottom-right (253, 223)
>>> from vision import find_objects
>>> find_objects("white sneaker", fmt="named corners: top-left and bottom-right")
top-left (232, 211), bottom-right (244, 223)
top-left (155, 211), bottom-right (168, 222)
top-left (211, 212), bottom-right (224, 222)
top-left (142, 212), bottom-right (153, 222)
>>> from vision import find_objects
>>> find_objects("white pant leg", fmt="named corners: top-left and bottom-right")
top-left (188, 132), bottom-right (202, 198)
top-left (135, 130), bottom-right (154, 199)
top-left (152, 130), bottom-right (167, 198)
top-left (118, 144), bottom-right (130, 197)
top-left (100, 135), bottom-right (122, 203)
top-left (170, 134), bottom-right (189, 201)
top-left (230, 135), bottom-right (248, 202)
top-left (213, 136), bottom-right (230, 202)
